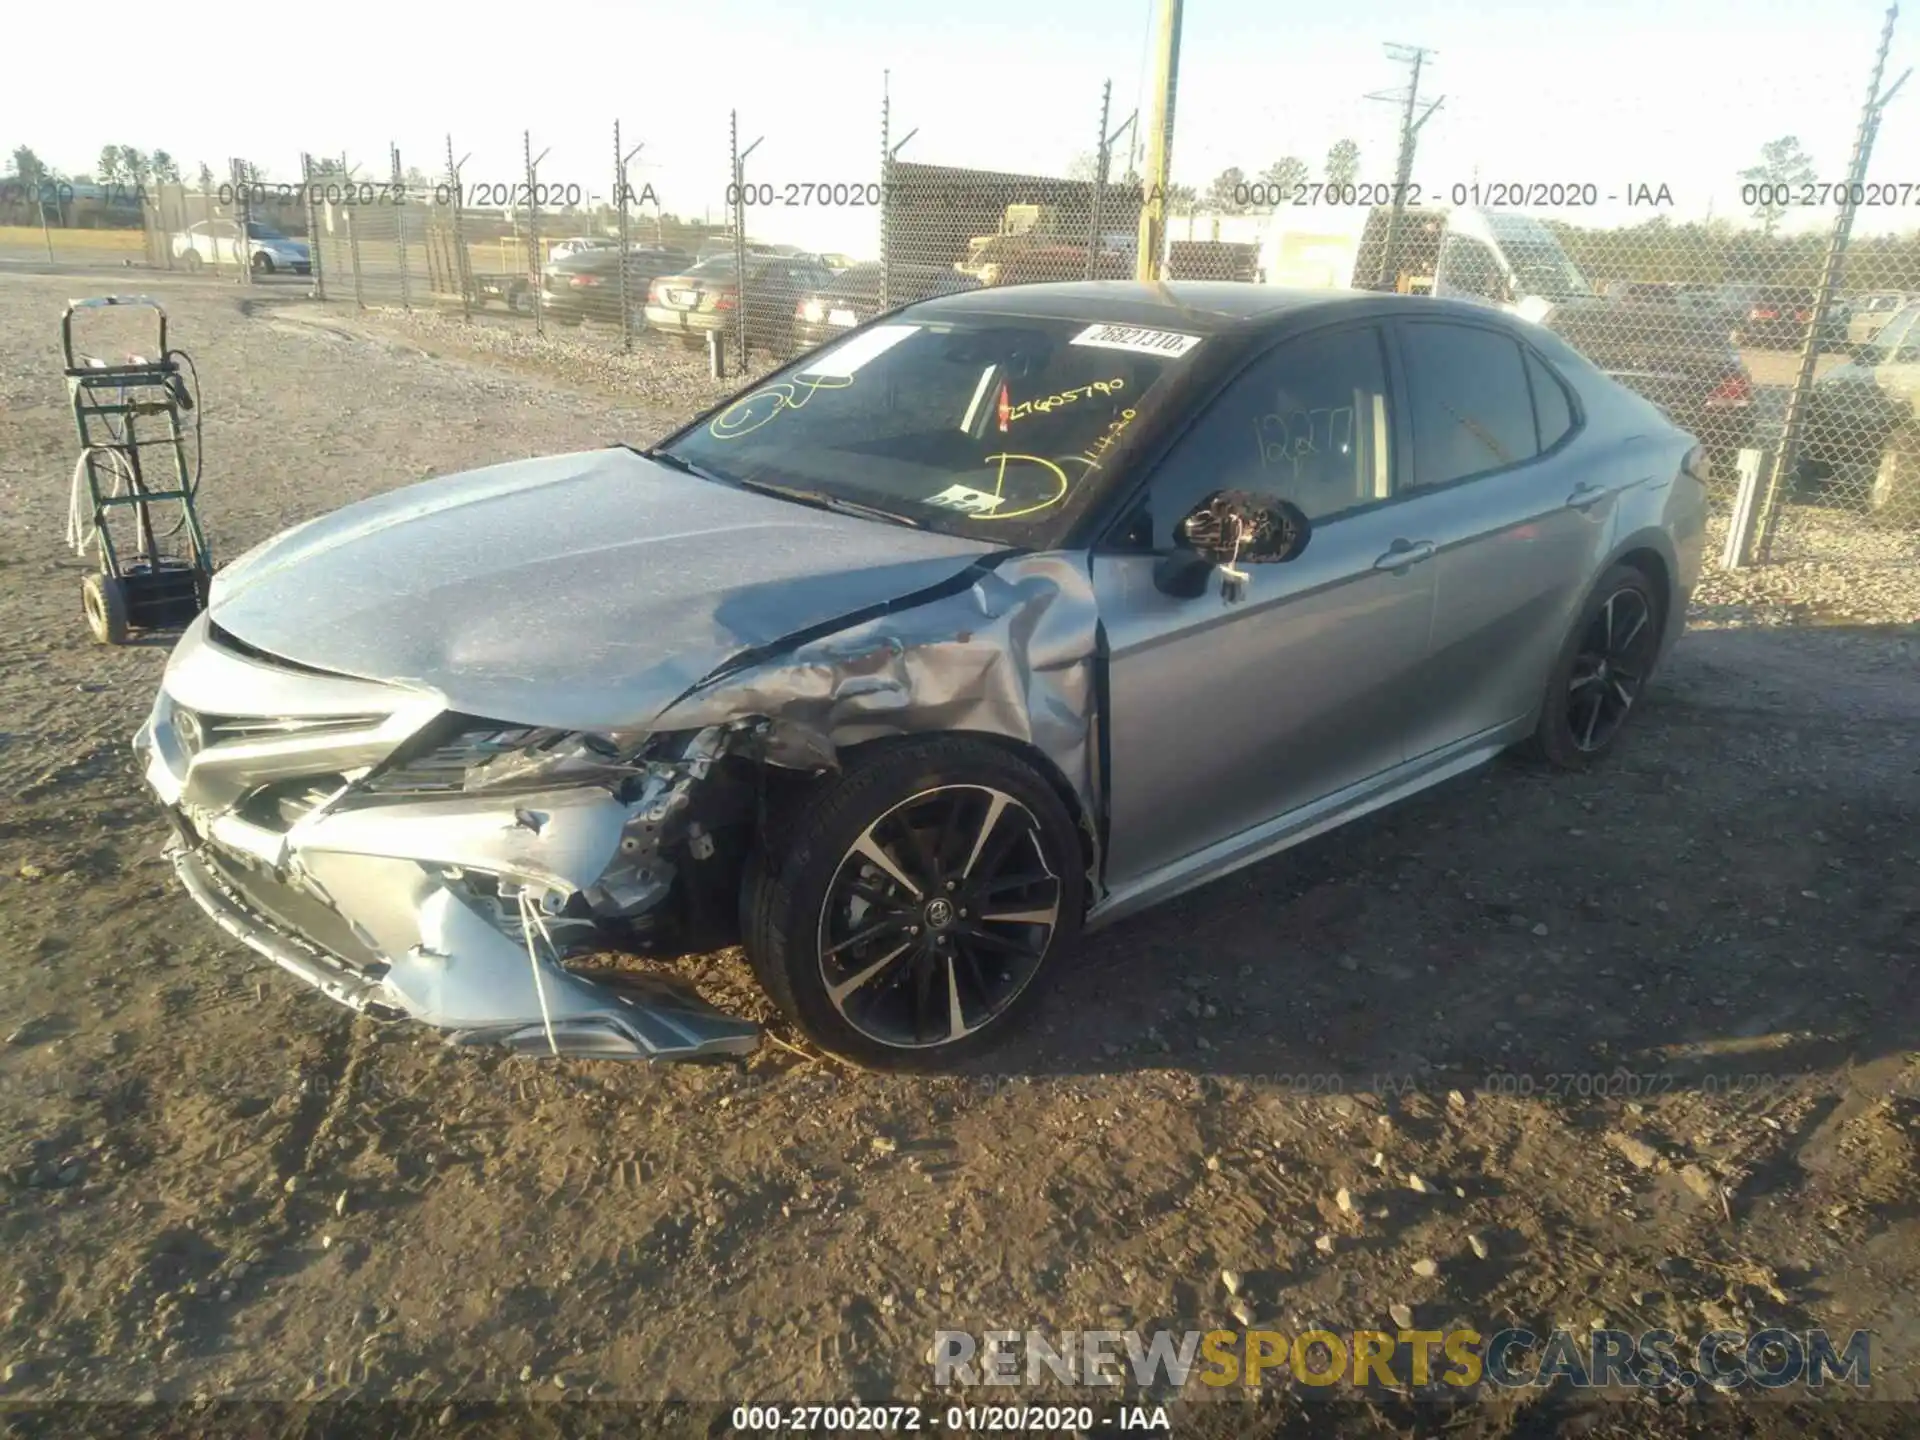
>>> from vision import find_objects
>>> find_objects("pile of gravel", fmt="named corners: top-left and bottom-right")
top-left (1694, 509), bottom-right (1920, 628)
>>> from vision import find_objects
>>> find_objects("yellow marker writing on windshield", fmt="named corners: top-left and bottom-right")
top-left (972, 453), bottom-right (1071, 520)
top-left (708, 373), bottom-right (854, 440)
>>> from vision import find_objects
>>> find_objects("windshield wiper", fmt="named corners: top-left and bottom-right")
top-left (643, 447), bottom-right (920, 528)
top-left (724, 473), bottom-right (922, 529)
top-left (641, 447), bottom-right (730, 484)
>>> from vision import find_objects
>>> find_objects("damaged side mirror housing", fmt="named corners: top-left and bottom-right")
top-left (1153, 491), bottom-right (1312, 597)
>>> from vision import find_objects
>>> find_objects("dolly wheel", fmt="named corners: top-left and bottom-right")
top-left (83, 574), bottom-right (131, 645)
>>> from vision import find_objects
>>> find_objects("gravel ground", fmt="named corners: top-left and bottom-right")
top-left (2, 272), bottom-right (1919, 1437)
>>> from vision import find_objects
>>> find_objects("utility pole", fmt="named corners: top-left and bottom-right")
top-left (1366, 43), bottom-right (1442, 291)
top-left (1135, 0), bottom-right (1183, 282)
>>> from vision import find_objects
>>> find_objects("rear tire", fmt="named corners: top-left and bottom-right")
top-left (1527, 564), bottom-right (1664, 771)
top-left (82, 573), bottom-right (130, 645)
top-left (742, 736), bottom-right (1084, 1071)
top-left (182, 251), bottom-right (204, 274)
top-left (1870, 426), bottom-right (1920, 527)
top-left (252, 252), bottom-right (274, 275)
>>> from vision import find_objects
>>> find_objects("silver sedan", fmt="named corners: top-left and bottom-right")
top-left (134, 284), bottom-right (1708, 1069)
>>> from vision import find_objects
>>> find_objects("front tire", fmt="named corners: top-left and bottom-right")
top-left (1529, 564), bottom-right (1663, 770)
top-left (743, 736), bottom-right (1085, 1070)
top-left (252, 252), bottom-right (275, 275)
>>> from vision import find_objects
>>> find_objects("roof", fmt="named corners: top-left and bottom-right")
top-left (907, 281), bottom-right (1536, 335)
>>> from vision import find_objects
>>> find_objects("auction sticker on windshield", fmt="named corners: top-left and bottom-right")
top-left (1070, 323), bottom-right (1203, 357)
top-left (801, 324), bottom-right (920, 378)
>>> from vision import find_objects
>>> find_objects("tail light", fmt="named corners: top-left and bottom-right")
top-left (1705, 370), bottom-right (1752, 409)
top-left (1683, 444), bottom-right (1711, 484)
top-left (713, 292), bottom-right (736, 311)
top-left (648, 281), bottom-right (667, 304)
top-left (1752, 307), bottom-right (1779, 320)
top-left (569, 274), bottom-right (603, 287)
top-left (1794, 309), bottom-right (1811, 323)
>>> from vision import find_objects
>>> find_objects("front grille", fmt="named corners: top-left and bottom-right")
top-left (202, 714), bottom-right (389, 743)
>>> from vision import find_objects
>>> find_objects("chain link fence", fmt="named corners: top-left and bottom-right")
top-left (10, 31), bottom-right (1917, 563)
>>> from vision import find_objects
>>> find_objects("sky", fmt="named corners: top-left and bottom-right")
top-left (7, 0), bottom-right (1918, 259)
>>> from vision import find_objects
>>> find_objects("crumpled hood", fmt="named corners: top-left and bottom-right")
top-left (209, 447), bottom-right (1000, 729)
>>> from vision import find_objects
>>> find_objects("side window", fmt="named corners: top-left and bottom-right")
top-left (1524, 350), bottom-right (1575, 450)
top-left (1131, 326), bottom-right (1393, 549)
top-left (1400, 323), bottom-right (1541, 489)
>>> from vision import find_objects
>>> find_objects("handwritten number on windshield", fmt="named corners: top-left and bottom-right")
top-left (1005, 377), bottom-right (1125, 424)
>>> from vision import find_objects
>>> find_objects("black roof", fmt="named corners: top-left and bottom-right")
top-left (906, 281), bottom-right (1543, 336)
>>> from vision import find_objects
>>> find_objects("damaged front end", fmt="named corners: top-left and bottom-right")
top-left (135, 616), bottom-right (767, 1060)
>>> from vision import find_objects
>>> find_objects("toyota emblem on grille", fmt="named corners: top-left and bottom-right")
top-left (174, 707), bottom-right (204, 756)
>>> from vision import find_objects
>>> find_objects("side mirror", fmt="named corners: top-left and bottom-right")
top-left (1154, 491), bottom-right (1312, 598)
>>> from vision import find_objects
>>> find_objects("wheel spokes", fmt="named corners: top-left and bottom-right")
top-left (819, 782), bottom-right (1062, 1050)
top-left (851, 831), bottom-right (921, 899)
top-left (826, 939), bottom-right (914, 1005)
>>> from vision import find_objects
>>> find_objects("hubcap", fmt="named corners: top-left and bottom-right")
top-left (1566, 586), bottom-right (1656, 753)
top-left (816, 784), bottom-right (1060, 1050)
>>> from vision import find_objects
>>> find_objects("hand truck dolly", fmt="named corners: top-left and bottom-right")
top-left (61, 296), bottom-right (212, 645)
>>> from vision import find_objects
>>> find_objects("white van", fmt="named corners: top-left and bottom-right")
top-left (1258, 203), bottom-right (1590, 322)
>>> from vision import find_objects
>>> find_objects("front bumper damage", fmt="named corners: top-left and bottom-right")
top-left (135, 617), bottom-right (760, 1060)
top-left (137, 550), bottom-right (1103, 1062)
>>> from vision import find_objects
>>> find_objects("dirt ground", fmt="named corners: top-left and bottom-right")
top-left (2, 270), bottom-right (1919, 1437)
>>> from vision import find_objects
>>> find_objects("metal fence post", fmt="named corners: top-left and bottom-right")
top-left (616, 120), bottom-right (641, 353)
top-left (301, 153), bottom-right (326, 299)
top-left (447, 135), bottom-right (471, 321)
top-left (38, 182), bottom-right (55, 265)
top-left (1756, 3), bottom-right (1908, 562)
top-left (234, 158), bottom-right (254, 286)
top-left (730, 111), bottom-right (762, 373)
top-left (525, 130), bottom-right (548, 337)
top-left (199, 174), bottom-right (220, 280)
top-left (345, 201), bottom-right (365, 308)
top-left (391, 143), bottom-right (412, 311)
top-left (1088, 80), bottom-right (1113, 280)
top-left (879, 79), bottom-right (891, 311)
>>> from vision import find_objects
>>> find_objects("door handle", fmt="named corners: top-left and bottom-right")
top-left (1373, 539), bottom-right (1436, 570)
top-left (1566, 481), bottom-right (1607, 511)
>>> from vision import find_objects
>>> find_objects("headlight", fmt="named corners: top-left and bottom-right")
top-left (357, 718), bottom-right (655, 798)
top-left (801, 299), bottom-right (826, 324)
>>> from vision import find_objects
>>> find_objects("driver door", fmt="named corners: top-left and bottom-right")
top-left (1090, 323), bottom-right (1440, 892)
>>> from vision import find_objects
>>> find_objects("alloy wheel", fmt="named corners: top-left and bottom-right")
top-left (815, 784), bottom-right (1061, 1050)
top-left (1566, 586), bottom-right (1657, 752)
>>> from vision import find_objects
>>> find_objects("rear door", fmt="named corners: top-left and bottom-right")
top-left (1389, 319), bottom-right (1623, 758)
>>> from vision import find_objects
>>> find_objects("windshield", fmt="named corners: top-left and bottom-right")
top-left (1502, 240), bottom-right (1592, 300)
top-left (247, 222), bottom-right (289, 241)
top-left (659, 314), bottom-right (1203, 545)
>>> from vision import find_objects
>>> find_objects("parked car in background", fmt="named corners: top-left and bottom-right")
top-left (540, 244), bottom-right (692, 327)
top-left (1731, 286), bottom-right (1850, 351)
top-left (548, 236), bottom-right (620, 264)
top-left (137, 284), bottom-right (1706, 1069)
top-left (790, 263), bottom-right (980, 349)
top-left (1798, 299), bottom-right (1920, 522)
top-left (644, 252), bottom-right (839, 352)
top-left (172, 220), bottom-right (311, 275)
top-left (1541, 298), bottom-right (1757, 481)
top-left (1846, 291), bottom-right (1914, 350)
